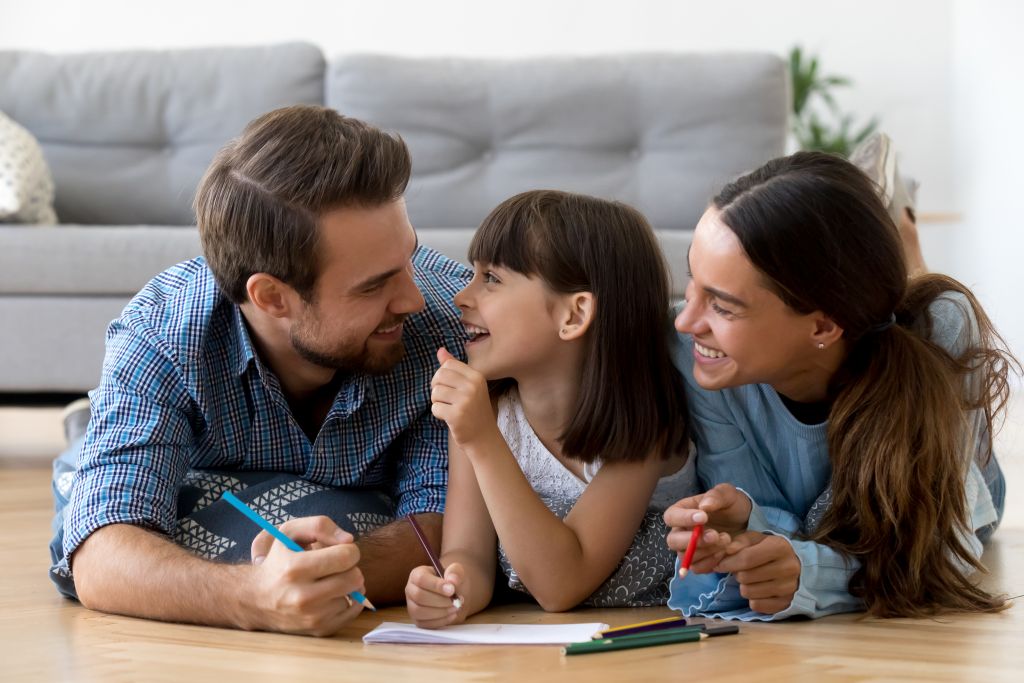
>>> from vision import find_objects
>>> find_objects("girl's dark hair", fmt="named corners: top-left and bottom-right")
top-left (469, 190), bottom-right (689, 464)
top-left (713, 151), bottom-right (1018, 617)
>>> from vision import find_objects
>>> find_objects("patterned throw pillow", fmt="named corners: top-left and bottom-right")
top-left (0, 111), bottom-right (57, 224)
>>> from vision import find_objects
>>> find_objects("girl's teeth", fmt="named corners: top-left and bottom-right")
top-left (695, 341), bottom-right (726, 359)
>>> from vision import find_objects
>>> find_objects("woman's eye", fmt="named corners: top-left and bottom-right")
top-left (710, 301), bottom-right (733, 317)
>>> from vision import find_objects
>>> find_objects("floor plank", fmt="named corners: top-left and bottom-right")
top-left (2, 466), bottom-right (1022, 682)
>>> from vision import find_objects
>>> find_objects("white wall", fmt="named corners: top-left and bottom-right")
top-left (1, 0), bottom-right (1019, 357)
top-left (947, 0), bottom-right (1024, 368)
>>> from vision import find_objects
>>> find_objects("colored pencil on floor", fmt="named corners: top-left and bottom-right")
top-left (597, 616), bottom-right (688, 638)
top-left (564, 629), bottom-right (708, 655)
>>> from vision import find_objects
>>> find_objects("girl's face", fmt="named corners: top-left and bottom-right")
top-left (674, 207), bottom-right (836, 402)
top-left (455, 263), bottom-right (567, 380)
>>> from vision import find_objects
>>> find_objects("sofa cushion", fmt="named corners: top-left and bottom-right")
top-left (326, 53), bottom-right (788, 232)
top-left (0, 111), bottom-right (57, 224)
top-left (0, 43), bottom-right (325, 226)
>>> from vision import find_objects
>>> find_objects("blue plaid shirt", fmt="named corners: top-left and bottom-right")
top-left (60, 246), bottom-right (469, 562)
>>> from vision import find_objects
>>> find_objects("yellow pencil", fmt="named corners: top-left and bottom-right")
top-left (597, 616), bottom-right (686, 637)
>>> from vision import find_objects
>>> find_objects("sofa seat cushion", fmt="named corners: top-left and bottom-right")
top-left (0, 226), bottom-right (201, 295)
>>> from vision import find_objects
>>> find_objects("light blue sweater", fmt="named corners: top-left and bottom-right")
top-left (667, 293), bottom-right (1002, 620)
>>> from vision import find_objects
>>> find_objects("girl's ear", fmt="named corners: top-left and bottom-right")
top-left (246, 273), bottom-right (301, 320)
top-left (558, 291), bottom-right (595, 341)
top-left (809, 312), bottom-right (844, 350)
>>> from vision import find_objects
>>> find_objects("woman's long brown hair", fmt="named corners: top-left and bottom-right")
top-left (714, 152), bottom-right (1019, 617)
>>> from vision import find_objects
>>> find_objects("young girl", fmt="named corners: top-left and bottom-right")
top-left (663, 150), bottom-right (1017, 620)
top-left (405, 190), bottom-right (696, 626)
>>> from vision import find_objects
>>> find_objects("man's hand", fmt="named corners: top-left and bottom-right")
top-left (248, 516), bottom-right (365, 636)
top-left (715, 531), bottom-right (801, 614)
top-left (430, 348), bottom-right (500, 451)
top-left (664, 483), bottom-right (753, 573)
top-left (405, 562), bottom-right (467, 629)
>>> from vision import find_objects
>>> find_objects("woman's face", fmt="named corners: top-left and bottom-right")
top-left (674, 207), bottom-right (839, 402)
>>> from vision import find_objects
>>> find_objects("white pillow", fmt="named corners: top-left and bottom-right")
top-left (0, 111), bottom-right (57, 224)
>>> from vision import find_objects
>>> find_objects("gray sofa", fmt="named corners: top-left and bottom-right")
top-left (0, 43), bottom-right (788, 393)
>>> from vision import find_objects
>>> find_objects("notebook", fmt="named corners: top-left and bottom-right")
top-left (363, 621), bottom-right (609, 645)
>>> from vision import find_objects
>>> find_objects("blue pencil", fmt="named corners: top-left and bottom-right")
top-left (221, 491), bottom-right (375, 611)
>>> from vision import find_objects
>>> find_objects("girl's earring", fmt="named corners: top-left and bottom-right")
top-left (817, 342), bottom-right (826, 350)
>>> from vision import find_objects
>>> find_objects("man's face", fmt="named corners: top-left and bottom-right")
top-left (289, 199), bottom-right (424, 375)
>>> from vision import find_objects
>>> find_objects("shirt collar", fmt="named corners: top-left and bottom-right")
top-left (231, 304), bottom-right (258, 378)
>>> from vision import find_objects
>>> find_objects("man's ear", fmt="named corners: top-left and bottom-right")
top-left (810, 312), bottom-right (844, 350)
top-left (558, 291), bottom-right (595, 341)
top-left (245, 273), bottom-right (301, 319)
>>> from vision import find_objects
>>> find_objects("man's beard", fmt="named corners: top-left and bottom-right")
top-left (290, 316), bottom-right (407, 376)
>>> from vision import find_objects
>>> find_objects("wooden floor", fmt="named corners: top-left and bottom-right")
top-left (2, 467), bottom-right (1022, 682)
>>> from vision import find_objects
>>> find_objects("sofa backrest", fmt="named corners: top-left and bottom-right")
top-left (327, 53), bottom-right (789, 231)
top-left (0, 43), bottom-right (325, 225)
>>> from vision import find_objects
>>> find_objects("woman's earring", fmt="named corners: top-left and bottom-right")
top-left (817, 342), bottom-right (826, 350)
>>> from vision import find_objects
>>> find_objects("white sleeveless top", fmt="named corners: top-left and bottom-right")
top-left (496, 388), bottom-right (698, 510)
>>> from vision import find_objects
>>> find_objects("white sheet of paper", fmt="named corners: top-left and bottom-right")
top-left (363, 621), bottom-right (609, 645)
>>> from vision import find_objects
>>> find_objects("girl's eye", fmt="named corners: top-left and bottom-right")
top-left (709, 301), bottom-right (733, 317)
top-left (484, 271), bottom-right (500, 284)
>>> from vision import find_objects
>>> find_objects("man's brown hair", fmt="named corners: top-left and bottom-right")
top-left (194, 105), bottom-right (411, 304)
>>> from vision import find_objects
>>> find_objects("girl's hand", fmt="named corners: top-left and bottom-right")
top-left (430, 348), bottom-right (499, 450)
top-left (715, 531), bottom-right (801, 614)
top-left (663, 483), bottom-right (753, 573)
top-left (404, 562), bottom-right (467, 629)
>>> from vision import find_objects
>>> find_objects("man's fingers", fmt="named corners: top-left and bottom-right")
top-left (283, 542), bottom-right (362, 582)
top-left (277, 516), bottom-right (354, 547)
top-left (307, 569), bottom-right (367, 605)
top-left (251, 515), bottom-right (352, 562)
top-left (309, 595), bottom-right (365, 636)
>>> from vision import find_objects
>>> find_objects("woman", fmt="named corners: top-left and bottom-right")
top-left (664, 150), bottom-right (1017, 620)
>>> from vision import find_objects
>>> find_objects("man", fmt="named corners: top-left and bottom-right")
top-left (49, 105), bottom-right (469, 636)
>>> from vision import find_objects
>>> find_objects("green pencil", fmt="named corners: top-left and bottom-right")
top-left (563, 629), bottom-right (707, 655)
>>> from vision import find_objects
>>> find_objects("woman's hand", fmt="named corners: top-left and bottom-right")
top-left (430, 348), bottom-right (501, 452)
top-left (716, 531), bottom-right (801, 614)
top-left (405, 562), bottom-right (467, 629)
top-left (664, 483), bottom-right (753, 573)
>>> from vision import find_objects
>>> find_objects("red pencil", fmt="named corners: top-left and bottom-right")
top-left (678, 523), bottom-right (703, 578)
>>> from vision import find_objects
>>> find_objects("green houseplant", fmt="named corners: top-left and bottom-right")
top-left (789, 46), bottom-right (878, 157)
